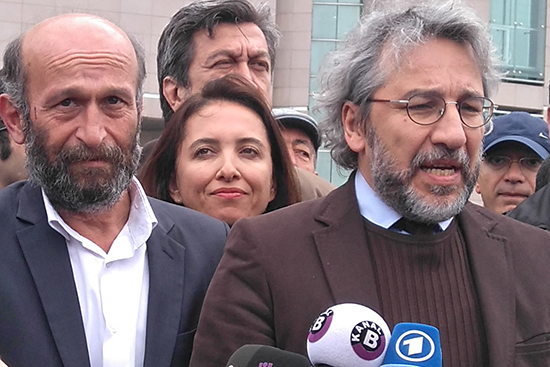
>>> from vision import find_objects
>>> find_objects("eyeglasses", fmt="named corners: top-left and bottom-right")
top-left (0, 125), bottom-right (6, 132)
top-left (367, 94), bottom-right (495, 128)
top-left (483, 155), bottom-right (543, 173)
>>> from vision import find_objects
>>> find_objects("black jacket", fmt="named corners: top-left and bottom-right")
top-left (508, 183), bottom-right (550, 230)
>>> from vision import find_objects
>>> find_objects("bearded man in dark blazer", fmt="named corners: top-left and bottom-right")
top-left (190, 2), bottom-right (550, 367)
top-left (0, 14), bottom-right (227, 367)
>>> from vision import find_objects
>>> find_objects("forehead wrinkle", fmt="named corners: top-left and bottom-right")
top-left (41, 51), bottom-right (135, 72)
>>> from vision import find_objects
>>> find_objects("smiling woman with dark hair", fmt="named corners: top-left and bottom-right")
top-left (139, 74), bottom-right (300, 225)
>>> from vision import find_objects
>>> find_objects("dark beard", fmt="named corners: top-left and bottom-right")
top-left (24, 119), bottom-right (142, 214)
top-left (367, 124), bottom-right (481, 224)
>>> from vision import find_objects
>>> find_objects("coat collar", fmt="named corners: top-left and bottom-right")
top-left (311, 172), bottom-right (382, 313)
top-left (311, 176), bottom-right (514, 367)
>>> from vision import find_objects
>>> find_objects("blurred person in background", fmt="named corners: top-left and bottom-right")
top-left (0, 121), bottom-right (26, 190)
top-left (273, 108), bottom-right (320, 174)
top-left (535, 155), bottom-right (550, 190)
top-left (475, 112), bottom-right (550, 214)
top-left (508, 84), bottom-right (550, 229)
top-left (140, 75), bottom-right (299, 226)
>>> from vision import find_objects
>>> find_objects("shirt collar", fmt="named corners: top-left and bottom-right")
top-left (354, 171), bottom-right (453, 231)
top-left (43, 177), bottom-right (158, 252)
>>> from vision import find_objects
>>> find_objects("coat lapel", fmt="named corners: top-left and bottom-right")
top-left (17, 183), bottom-right (90, 367)
top-left (312, 173), bottom-right (382, 313)
top-left (143, 215), bottom-right (186, 367)
top-left (459, 204), bottom-right (515, 367)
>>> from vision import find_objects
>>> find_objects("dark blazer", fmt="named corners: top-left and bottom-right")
top-left (191, 174), bottom-right (550, 367)
top-left (0, 181), bottom-right (229, 367)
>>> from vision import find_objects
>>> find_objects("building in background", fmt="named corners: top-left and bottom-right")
top-left (0, 0), bottom-right (548, 185)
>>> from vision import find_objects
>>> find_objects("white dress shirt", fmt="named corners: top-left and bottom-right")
top-left (43, 177), bottom-right (158, 367)
top-left (354, 171), bottom-right (452, 232)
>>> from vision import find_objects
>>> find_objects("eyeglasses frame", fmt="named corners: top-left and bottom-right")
top-left (482, 155), bottom-right (543, 174)
top-left (367, 94), bottom-right (496, 128)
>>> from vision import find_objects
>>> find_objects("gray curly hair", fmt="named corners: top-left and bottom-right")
top-left (316, 0), bottom-right (500, 170)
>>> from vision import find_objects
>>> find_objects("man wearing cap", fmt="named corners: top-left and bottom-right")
top-left (273, 108), bottom-right (321, 174)
top-left (509, 92), bottom-right (550, 227)
top-left (273, 108), bottom-right (335, 199)
top-left (475, 111), bottom-right (550, 214)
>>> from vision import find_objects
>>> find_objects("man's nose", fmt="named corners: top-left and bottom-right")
top-left (504, 160), bottom-right (527, 182)
top-left (429, 103), bottom-right (468, 151)
top-left (234, 62), bottom-right (254, 82)
top-left (74, 104), bottom-right (108, 148)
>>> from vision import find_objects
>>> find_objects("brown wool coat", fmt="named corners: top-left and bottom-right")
top-left (191, 172), bottom-right (550, 367)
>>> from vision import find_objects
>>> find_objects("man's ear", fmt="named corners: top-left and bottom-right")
top-left (342, 101), bottom-right (366, 153)
top-left (0, 94), bottom-right (25, 144)
top-left (163, 76), bottom-right (188, 112)
top-left (475, 181), bottom-right (481, 195)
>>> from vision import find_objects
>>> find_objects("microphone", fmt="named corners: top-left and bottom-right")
top-left (381, 323), bottom-right (442, 367)
top-left (226, 344), bottom-right (312, 367)
top-left (307, 303), bottom-right (391, 367)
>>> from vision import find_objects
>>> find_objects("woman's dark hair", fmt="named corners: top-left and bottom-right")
top-left (139, 74), bottom-right (300, 213)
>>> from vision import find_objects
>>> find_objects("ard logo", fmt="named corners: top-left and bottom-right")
top-left (258, 363), bottom-right (273, 367)
top-left (395, 330), bottom-right (435, 362)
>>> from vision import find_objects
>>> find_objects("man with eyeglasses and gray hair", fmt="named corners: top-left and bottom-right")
top-left (475, 112), bottom-right (550, 214)
top-left (190, 1), bottom-right (550, 366)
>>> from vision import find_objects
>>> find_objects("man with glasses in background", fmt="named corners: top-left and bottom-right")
top-left (508, 87), bottom-right (550, 229)
top-left (476, 112), bottom-right (550, 214)
top-left (190, 2), bottom-right (550, 367)
top-left (475, 112), bottom-right (550, 214)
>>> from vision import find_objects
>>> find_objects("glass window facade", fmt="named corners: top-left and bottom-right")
top-left (309, 0), bottom-right (362, 185)
top-left (490, 0), bottom-right (546, 82)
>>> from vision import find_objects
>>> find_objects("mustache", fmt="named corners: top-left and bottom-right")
top-left (410, 146), bottom-right (472, 174)
top-left (57, 143), bottom-right (126, 165)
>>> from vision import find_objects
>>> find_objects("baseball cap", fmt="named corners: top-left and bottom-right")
top-left (483, 111), bottom-right (550, 159)
top-left (272, 108), bottom-right (321, 152)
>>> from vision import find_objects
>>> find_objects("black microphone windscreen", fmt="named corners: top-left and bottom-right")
top-left (226, 344), bottom-right (312, 367)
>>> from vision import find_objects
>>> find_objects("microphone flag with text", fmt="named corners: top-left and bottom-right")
top-left (225, 344), bottom-right (312, 367)
top-left (381, 323), bottom-right (442, 367)
top-left (307, 303), bottom-right (391, 367)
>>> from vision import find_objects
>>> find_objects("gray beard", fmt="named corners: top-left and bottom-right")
top-left (23, 117), bottom-right (142, 214)
top-left (367, 125), bottom-right (481, 224)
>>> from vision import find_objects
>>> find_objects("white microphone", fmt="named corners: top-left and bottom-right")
top-left (307, 303), bottom-right (391, 367)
